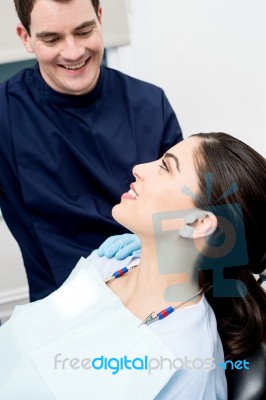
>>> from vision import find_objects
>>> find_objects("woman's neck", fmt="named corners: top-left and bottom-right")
top-left (108, 236), bottom-right (201, 320)
top-left (134, 237), bottom-right (200, 303)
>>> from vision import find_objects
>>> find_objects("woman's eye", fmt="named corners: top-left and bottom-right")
top-left (159, 160), bottom-right (169, 172)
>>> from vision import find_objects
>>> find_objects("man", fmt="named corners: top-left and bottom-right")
top-left (0, 0), bottom-right (182, 301)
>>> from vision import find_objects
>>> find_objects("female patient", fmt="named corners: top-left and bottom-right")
top-left (0, 132), bottom-right (265, 400)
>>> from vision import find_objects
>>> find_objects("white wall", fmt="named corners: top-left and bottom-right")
top-left (0, 217), bottom-right (27, 291)
top-left (0, 217), bottom-right (28, 322)
top-left (107, 0), bottom-right (266, 155)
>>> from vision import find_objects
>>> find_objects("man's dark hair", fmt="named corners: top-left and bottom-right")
top-left (14, 0), bottom-right (100, 35)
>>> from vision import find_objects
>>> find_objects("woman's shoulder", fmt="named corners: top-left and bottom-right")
top-left (151, 296), bottom-right (227, 399)
top-left (149, 294), bottom-right (224, 359)
top-left (156, 367), bottom-right (227, 400)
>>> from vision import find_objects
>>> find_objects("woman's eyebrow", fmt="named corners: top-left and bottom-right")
top-left (164, 152), bottom-right (180, 172)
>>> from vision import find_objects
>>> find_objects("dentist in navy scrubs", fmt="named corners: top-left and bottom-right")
top-left (0, 0), bottom-right (182, 301)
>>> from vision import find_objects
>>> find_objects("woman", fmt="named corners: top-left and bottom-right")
top-left (0, 132), bottom-right (265, 400)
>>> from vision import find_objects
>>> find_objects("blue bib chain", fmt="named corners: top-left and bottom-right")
top-left (104, 265), bottom-right (202, 327)
top-left (104, 266), bottom-right (137, 282)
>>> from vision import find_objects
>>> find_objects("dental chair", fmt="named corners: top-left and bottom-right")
top-left (226, 271), bottom-right (266, 400)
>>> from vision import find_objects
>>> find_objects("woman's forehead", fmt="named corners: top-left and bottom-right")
top-left (167, 137), bottom-right (200, 160)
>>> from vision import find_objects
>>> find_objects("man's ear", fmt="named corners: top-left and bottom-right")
top-left (179, 211), bottom-right (217, 239)
top-left (16, 24), bottom-right (35, 53)
top-left (97, 6), bottom-right (103, 25)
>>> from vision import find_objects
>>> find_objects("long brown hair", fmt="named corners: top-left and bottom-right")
top-left (191, 132), bottom-right (266, 360)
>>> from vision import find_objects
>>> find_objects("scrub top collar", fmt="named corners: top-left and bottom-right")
top-left (33, 62), bottom-right (105, 107)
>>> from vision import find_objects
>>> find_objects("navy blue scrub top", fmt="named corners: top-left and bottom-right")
top-left (0, 63), bottom-right (182, 301)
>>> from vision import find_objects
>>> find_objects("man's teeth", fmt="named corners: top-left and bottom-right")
top-left (128, 189), bottom-right (138, 199)
top-left (64, 61), bottom-right (86, 70)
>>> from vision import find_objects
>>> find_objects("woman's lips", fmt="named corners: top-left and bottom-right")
top-left (121, 183), bottom-right (139, 200)
top-left (130, 183), bottom-right (138, 195)
top-left (121, 192), bottom-right (135, 199)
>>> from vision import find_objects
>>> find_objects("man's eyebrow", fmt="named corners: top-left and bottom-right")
top-left (35, 20), bottom-right (97, 38)
top-left (74, 20), bottom-right (97, 31)
top-left (36, 31), bottom-right (60, 38)
top-left (164, 152), bottom-right (180, 172)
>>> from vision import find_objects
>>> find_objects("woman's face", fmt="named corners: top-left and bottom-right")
top-left (112, 137), bottom-right (201, 236)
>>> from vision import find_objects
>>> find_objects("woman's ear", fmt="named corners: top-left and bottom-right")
top-left (16, 24), bottom-right (35, 53)
top-left (179, 211), bottom-right (217, 239)
top-left (193, 213), bottom-right (217, 238)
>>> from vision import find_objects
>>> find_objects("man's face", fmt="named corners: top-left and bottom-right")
top-left (17, 0), bottom-right (104, 95)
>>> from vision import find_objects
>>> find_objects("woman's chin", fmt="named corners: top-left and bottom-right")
top-left (112, 204), bottom-right (126, 226)
top-left (111, 204), bottom-right (119, 219)
top-left (112, 208), bottom-right (136, 236)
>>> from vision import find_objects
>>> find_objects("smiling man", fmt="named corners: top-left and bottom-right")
top-left (0, 0), bottom-right (182, 301)
top-left (17, 0), bottom-right (104, 94)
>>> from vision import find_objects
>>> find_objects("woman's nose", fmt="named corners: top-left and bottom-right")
top-left (132, 164), bottom-right (145, 181)
top-left (133, 160), bottom-right (157, 180)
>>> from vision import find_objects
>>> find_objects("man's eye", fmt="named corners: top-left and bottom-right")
top-left (43, 38), bottom-right (60, 45)
top-left (76, 29), bottom-right (93, 37)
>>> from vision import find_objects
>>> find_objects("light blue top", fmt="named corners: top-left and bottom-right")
top-left (90, 251), bottom-right (227, 400)
top-left (0, 252), bottom-right (227, 399)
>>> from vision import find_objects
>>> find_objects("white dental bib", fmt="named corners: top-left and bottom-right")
top-left (0, 257), bottom-right (176, 400)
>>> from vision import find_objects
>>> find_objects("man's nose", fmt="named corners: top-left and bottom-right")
top-left (60, 37), bottom-right (85, 61)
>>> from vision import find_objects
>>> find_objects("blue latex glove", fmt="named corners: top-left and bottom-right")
top-left (97, 234), bottom-right (141, 260)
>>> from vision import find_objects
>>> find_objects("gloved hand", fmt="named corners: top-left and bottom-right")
top-left (97, 234), bottom-right (141, 260)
